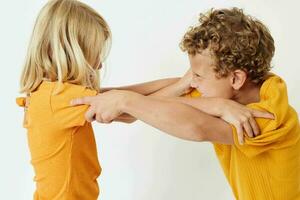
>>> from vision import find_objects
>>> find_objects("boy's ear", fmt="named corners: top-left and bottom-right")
top-left (230, 69), bottom-right (247, 90)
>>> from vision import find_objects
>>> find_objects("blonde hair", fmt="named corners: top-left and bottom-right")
top-left (20, 0), bottom-right (111, 94)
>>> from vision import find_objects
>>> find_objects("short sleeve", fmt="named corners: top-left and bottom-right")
top-left (230, 75), bottom-right (300, 157)
top-left (51, 86), bottom-right (98, 128)
top-left (231, 104), bottom-right (300, 158)
top-left (16, 97), bottom-right (29, 128)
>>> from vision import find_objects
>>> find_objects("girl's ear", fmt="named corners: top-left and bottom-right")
top-left (230, 69), bottom-right (247, 90)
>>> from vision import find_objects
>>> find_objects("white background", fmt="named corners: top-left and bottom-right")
top-left (0, 0), bottom-right (299, 199)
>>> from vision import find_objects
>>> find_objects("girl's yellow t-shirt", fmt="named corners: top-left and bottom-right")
top-left (17, 81), bottom-right (100, 200)
top-left (187, 75), bottom-right (300, 200)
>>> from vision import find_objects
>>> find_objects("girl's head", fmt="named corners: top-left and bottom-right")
top-left (20, 0), bottom-right (111, 94)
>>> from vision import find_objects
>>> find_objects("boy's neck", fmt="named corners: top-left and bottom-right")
top-left (233, 81), bottom-right (262, 105)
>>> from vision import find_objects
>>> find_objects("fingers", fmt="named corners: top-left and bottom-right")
top-left (234, 123), bottom-right (244, 145)
top-left (249, 117), bottom-right (260, 136)
top-left (85, 107), bottom-right (96, 122)
top-left (251, 109), bottom-right (274, 119)
top-left (95, 113), bottom-right (103, 123)
top-left (231, 108), bottom-right (273, 145)
top-left (243, 121), bottom-right (254, 138)
top-left (70, 96), bottom-right (93, 106)
top-left (96, 114), bottom-right (113, 124)
top-left (237, 114), bottom-right (260, 144)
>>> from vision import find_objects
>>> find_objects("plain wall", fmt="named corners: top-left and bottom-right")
top-left (0, 0), bottom-right (299, 199)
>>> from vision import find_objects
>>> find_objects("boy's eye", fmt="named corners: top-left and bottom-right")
top-left (194, 73), bottom-right (202, 78)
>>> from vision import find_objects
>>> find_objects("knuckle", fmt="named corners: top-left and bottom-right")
top-left (245, 113), bottom-right (252, 118)
top-left (240, 117), bottom-right (248, 124)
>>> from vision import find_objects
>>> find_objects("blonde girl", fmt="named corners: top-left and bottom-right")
top-left (17, 0), bottom-right (111, 199)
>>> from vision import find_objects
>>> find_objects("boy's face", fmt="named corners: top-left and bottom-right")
top-left (189, 49), bottom-right (233, 99)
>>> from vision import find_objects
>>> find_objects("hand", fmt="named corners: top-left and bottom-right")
top-left (114, 113), bottom-right (137, 123)
top-left (176, 68), bottom-right (194, 95)
top-left (70, 90), bottom-right (131, 123)
top-left (218, 99), bottom-right (274, 145)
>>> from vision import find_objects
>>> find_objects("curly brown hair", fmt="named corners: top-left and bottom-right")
top-left (180, 8), bottom-right (275, 84)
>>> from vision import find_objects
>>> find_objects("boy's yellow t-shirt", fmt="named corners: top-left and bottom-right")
top-left (17, 81), bottom-right (100, 200)
top-left (187, 75), bottom-right (300, 200)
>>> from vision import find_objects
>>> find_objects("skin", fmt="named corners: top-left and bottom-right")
top-left (71, 48), bottom-right (274, 145)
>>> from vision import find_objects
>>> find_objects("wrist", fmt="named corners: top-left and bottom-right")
top-left (214, 98), bottom-right (230, 117)
top-left (119, 91), bottom-right (141, 113)
top-left (204, 97), bottom-right (226, 117)
top-left (173, 80), bottom-right (190, 95)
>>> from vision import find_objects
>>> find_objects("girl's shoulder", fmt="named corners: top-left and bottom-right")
top-left (17, 81), bottom-right (97, 128)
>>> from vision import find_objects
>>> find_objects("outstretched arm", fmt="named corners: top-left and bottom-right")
top-left (112, 69), bottom-right (193, 123)
top-left (100, 77), bottom-right (181, 123)
top-left (101, 77), bottom-right (180, 95)
top-left (71, 90), bottom-right (234, 144)
top-left (121, 92), bottom-right (234, 144)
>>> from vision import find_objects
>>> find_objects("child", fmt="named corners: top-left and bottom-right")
top-left (16, 0), bottom-right (111, 199)
top-left (175, 7), bottom-right (300, 199)
top-left (71, 7), bottom-right (300, 200)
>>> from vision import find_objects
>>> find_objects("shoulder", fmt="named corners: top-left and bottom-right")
top-left (50, 82), bottom-right (98, 127)
top-left (247, 74), bottom-right (289, 127)
top-left (51, 82), bottom-right (97, 107)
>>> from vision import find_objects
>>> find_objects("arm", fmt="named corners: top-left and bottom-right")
top-left (145, 68), bottom-right (274, 144)
top-left (72, 90), bottom-right (233, 144)
top-left (150, 69), bottom-right (193, 97)
top-left (164, 96), bottom-right (274, 144)
top-left (114, 78), bottom-right (189, 123)
top-left (112, 69), bottom-right (192, 123)
top-left (73, 89), bottom-right (273, 144)
top-left (101, 78), bottom-right (180, 95)
top-left (100, 77), bottom-right (180, 123)
top-left (120, 92), bottom-right (234, 144)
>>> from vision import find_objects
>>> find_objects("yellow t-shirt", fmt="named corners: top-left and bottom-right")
top-left (17, 81), bottom-right (100, 200)
top-left (188, 75), bottom-right (300, 200)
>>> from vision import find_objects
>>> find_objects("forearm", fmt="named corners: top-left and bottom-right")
top-left (168, 97), bottom-right (223, 117)
top-left (149, 68), bottom-right (192, 97)
top-left (113, 96), bottom-right (223, 124)
top-left (101, 78), bottom-right (179, 95)
top-left (120, 93), bottom-right (232, 143)
top-left (149, 81), bottom-right (187, 97)
top-left (121, 94), bottom-right (203, 141)
top-left (104, 77), bottom-right (181, 123)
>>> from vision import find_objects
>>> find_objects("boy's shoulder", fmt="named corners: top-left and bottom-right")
top-left (236, 74), bottom-right (300, 157)
top-left (247, 74), bottom-right (289, 124)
